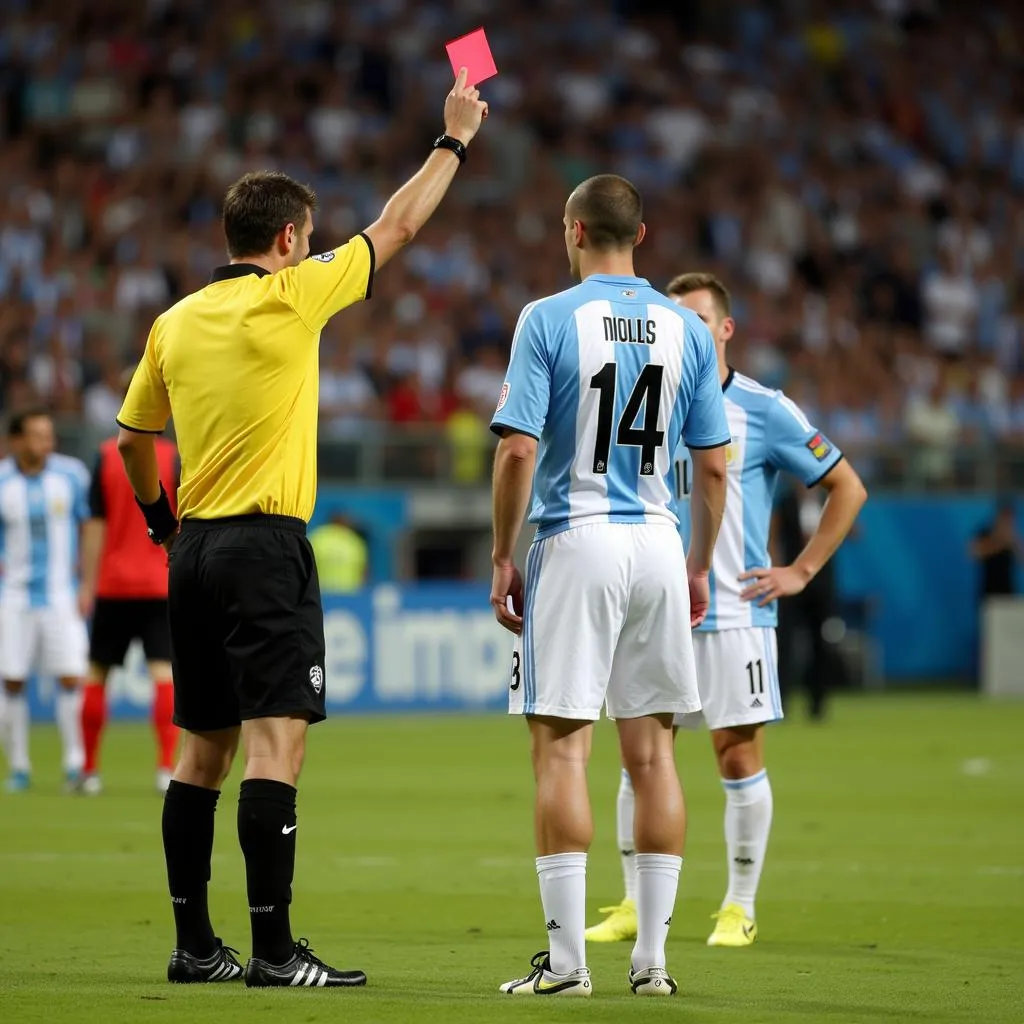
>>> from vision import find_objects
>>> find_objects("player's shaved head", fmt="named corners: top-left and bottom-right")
top-left (667, 272), bottom-right (732, 319)
top-left (566, 175), bottom-right (643, 250)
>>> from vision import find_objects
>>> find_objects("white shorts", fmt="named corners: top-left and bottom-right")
top-left (676, 627), bottom-right (782, 732)
top-left (510, 522), bottom-right (701, 721)
top-left (0, 602), bottom-right (88, 681)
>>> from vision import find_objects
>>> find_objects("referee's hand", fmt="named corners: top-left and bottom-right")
top-left (491, 560), bottom-right (524, 635)
top-left (444, 67), bottom-right (489, 146)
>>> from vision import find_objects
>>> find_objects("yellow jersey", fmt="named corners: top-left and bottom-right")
top-left (117, 234), bottom-right (374, 522)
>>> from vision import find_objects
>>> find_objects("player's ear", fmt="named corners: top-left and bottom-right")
top-left (279, 222), bottom-right (296, 255)
top-left (573, 220), bottom-right (585, 248)
top-left (720, 316), bottom-right (736, 344)
top-left (634, 222), bottom-right (646, 246)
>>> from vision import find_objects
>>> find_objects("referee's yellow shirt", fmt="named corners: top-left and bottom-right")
top-left (117, 234), bottom-right (374, 523)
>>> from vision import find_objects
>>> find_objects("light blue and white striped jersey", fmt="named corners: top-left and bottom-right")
top-left (0, 454), bottom-right (91, 608)
top-left (491, 274), bottom-right (730, 539)
top-left (675, 370), bottom-right (842, 631)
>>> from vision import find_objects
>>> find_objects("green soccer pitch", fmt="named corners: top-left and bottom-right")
top-left (1, 695), bottom-right (1022, 1024)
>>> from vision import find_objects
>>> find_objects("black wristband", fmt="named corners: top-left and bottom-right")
top-left (432, 133), bottom-right (467, 164)
top-left (137, 483), bottom-right (178, 545)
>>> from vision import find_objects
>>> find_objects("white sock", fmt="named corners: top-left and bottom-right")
top-left (617, 768), bottom-right (638, 902)
top-left (56, 687), bottom-right (84, 773)
top-left (536, 853), bottom-right (587, 975)
top-left (632, 853), bottom-right (682, 971)
top-left (723, 769), bottom-right (773, 918)
top-left (6, 692), bottom-right (30, 773)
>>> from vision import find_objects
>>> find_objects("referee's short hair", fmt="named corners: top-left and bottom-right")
top-left (567, 174), bottom-right (643, 251)
top-left (667, 272), bottom-right (732, 319)
top-left (222, 171), bottom-right (319, 259)
top-left (8, 407), bottom-right (51, 437)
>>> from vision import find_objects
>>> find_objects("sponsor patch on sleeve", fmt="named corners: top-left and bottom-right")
top-left (496, 381), bottom-right (510, 411)
top-left (806, 433), bottom-right (833, 461)
top-left (311, 251), bottom-right (336, 263)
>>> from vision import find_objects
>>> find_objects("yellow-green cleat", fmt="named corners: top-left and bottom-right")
top-left (707, 903), bottom-right (757, 947)
top-left (584, 899), bottom-right (637, 942)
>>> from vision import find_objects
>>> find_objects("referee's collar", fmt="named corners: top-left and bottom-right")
top-left (210, 263), bottom-right (271, 282)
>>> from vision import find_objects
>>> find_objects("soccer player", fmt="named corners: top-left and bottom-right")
top-left (77, 423), bottom-right (180, 795)
top-left (489, 176), bottom-right (730, 997)
top-left (585, 272), bottom-right (867, 948)
top-left (115, 71), bottom-right (487, 988)
top-left (0, 410), bottom-right (90, 792)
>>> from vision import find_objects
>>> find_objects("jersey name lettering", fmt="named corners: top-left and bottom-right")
top-left (602, 316), bottom-right (656, 345)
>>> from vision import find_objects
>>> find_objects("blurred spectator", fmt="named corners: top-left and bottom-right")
top-left (455, 345), bottom-right (506, 421)
top-left (905, 375), bottom-right (962, 485)
top-left (320, 342), bottom-right (377, 439)
top-left (970, 500), bottom-right (1021, 599)
top-left (445, 395), bottom-right (491, 486)
top-left (82, 361), bottom-right (127, 436)
top-left (309, 513), bottom-right (369, 594)
top-left (921, 248), bottom-right (979, 359)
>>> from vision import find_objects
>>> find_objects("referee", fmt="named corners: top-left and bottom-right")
top-left (115, 70), bottom-right (487, 989)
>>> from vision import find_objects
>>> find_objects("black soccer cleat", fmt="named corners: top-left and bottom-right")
top-left (167, 938), bottom-right (243, 983)
top-left (244, 938), bottom-right (367, 988)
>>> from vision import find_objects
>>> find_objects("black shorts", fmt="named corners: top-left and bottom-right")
top-left (168, 515), bottom-right (327, 732)
top-left (89, 598), bottom-right (172, 667)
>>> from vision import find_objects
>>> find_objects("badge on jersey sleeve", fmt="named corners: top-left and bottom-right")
top-left (806, 433), bottom-right (833, 461)
top-left (311, 251), bottom-right (336, 263)
top-left (496, 381), bottom-right (510, 412)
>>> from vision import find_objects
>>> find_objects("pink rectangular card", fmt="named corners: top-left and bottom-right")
top-left (445, 27), bottom-right (498, 87)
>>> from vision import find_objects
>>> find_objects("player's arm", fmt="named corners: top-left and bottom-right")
top-left (785, 460), bottom-right (866, 585)
top-left (363, 68), bottom-right (487, 270)
top-left (681, 323), bottom-right (730, 626)
top-left (741, 397), bottom-right (867, 606)
top-left (490, 431), bottom-right (536, 635)
top-left (687, 447), bottom-right (727, 574)
top-left (78, 454), bottom-right (106, 618)
top-left (488, 304), bottom-right (551, 635)
top-left (285, 71), bottom-right (487, 333)
top-left (116, 325), bottom-right (178, 549)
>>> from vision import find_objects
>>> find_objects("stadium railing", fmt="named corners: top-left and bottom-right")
top-left (57, 418), bottom-right (1024, 493)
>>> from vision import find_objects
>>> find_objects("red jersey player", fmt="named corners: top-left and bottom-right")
top-left (78, 434), bottom-right (180, 794)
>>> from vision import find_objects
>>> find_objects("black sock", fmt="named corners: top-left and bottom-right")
top-left (238, 778), bottom-right (297, 964)
top-left (162, 780), bottom-right (219, 956)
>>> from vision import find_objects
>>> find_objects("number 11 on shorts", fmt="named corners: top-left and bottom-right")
top-left (746, 659), bottom-right (765, 695)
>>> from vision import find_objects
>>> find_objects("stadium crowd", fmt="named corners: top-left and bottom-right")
top-left (0, 0), bottom-right (1021, 484)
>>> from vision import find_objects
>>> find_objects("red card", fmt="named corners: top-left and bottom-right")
top-left (445, 27), bottom-right (498, 87)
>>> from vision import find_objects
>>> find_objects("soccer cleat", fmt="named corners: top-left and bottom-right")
top-left (584, 898), bottom-right (637, 942)
top-left (167, 939), bottom-right (243, 983)
top-left (4, 770), bottom-right (29, 793)
top-left (630, 965), bottom-right (678, 996)
top-left (500, 951), bottom-right (592, 996)
top-left (244, 938), bottom-right (367, 988)
top-left (80, 773), bottom-right (103, 796)
top-left (707, 903), bottom-right (757, 947)
top-left (156, 769), bottom-right (172, 794)
top-left (63, 769), bottom-right (83, 794)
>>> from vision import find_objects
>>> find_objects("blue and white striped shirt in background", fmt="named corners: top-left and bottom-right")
top-left (0, 454), bottom-right (91, 609)
top-left (675, 370), bottom-right (842, 631)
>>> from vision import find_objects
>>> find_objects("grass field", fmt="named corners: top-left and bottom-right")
top-left (1, 694), bottom-right (1022, 1023)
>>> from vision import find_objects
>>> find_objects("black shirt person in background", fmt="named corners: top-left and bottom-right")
top-left (971, 500), bottom-right (1020, 598)
top-left (773, 482), bottom-right (842, 721)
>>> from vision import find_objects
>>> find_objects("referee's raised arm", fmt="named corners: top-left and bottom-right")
top-left (111, 69), bottom-right (488, 992)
